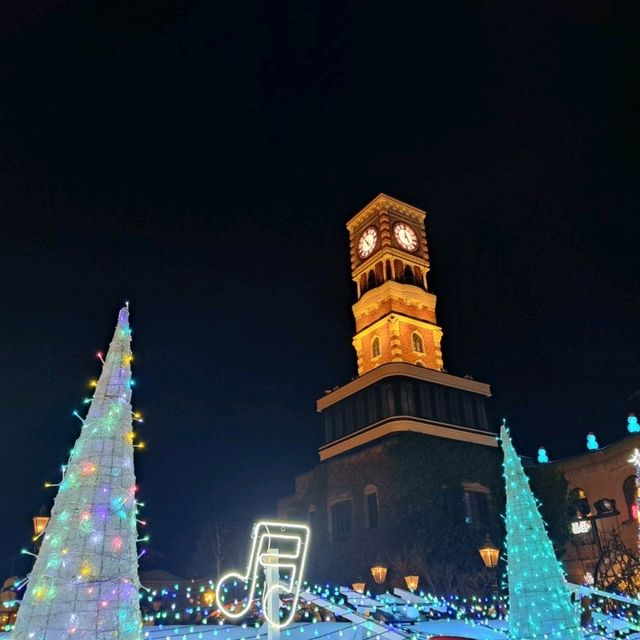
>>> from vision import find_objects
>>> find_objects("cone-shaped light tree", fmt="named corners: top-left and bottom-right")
top-left (13, 305), bottom-right (143, 640)
top-left (501, 424), bottom-right (583, 639)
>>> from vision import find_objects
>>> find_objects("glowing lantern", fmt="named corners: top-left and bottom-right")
top-left (32, 515), bottom-right (50, 537)
top-left (203, 591), bottom-right (215, 607)
top-left (370, 565), bottom-right (387, 584)
top-left (352, 582), bottom-right (365, 594)
top-left (404, 575), bottom-right (419, 592)
top-left (479, 535), bottom-right (500, 569)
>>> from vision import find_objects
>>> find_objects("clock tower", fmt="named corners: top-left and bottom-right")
top-left (278, 193), bottom-right (499, 584)
top-left (347, 193), bottom-right (443, 375)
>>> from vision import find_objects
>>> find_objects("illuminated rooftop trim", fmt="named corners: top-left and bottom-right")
top-left (317, 362), bottom-right (491, 412)
top-left (318, 415), bottom-right (498, 461)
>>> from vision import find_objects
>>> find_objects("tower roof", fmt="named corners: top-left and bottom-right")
top-left (346, 193), bottom-right (426, 233)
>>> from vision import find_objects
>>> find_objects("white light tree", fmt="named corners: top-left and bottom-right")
top-left (501, 424), bottom-right (583, 639)
top-left (13, 305), bottom-right (143, 640)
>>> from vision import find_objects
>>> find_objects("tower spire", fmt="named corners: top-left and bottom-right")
top-left (13, 306), bottom-right (143, 640)
top-left (501, 424), bottom-right (582, 639)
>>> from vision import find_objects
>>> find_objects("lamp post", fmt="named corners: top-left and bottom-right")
top-left (404, 575), bottom-right (419, 592)
top-left (352, 582), bottom-right (366, 594)
top-left (32, 512), bottom-right (50, 552)
top-left (479, 535), bottom-right (499, 602)
top-left (479, 536), bottom-right (499, 569)
top-left (370, 565), bottom-right (387, 593)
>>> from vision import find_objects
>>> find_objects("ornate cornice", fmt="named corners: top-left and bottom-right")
top-left (346, 193), bottom-right (426, 234)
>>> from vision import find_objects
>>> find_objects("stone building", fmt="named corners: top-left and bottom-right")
top-left (546, 430), bottom-right (640, 590)
top-left (278, 195), bottom-right (502, 586)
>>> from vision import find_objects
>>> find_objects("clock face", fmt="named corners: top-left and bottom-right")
top-left (357, 226), bottom-right (378, 259)
top-left (393, 222), bottom-right (418, 252)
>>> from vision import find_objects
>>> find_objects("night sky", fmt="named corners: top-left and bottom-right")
top-left (1, 2), bottom-right (638, 577)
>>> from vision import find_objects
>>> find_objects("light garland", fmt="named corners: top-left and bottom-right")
top-left (120, 576), bottom-right (640, 638)
top-left (501, 423), bottom-right (583, 638)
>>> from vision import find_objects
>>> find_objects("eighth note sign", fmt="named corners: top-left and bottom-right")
top-left (215, 521), bottom-right (311, 629)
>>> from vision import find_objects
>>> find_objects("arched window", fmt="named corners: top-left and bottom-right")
top-left (371, 336), bottom-right (381, 359)
top-left (367, 270), bottom-right (376, 290)
top-left (462, 484), bottom-right (490, 529)
top-left (329, 499), bottom-right (352, 540)
top-left (381, 383), bottom-right (395, 416)
top-left (400, 381), bottom-right (415, 415)
top-left (360, 273), bottom-right (368, 295)
top-left (623, 475), bottom-right (637, 520)
top-left (364, 485), bottom-right (379, 529)
top-left (412, 332), bottom-right (424, 353)
top-left (404, 265), bottom-right (414, 284)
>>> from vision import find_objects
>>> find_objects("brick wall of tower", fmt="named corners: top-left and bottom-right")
top-left (354, 298), bottom-right (437, 333)
top-left (356, 322), bottom-right (442, 374)
top-left (397, 324), bottom-right (440, 368)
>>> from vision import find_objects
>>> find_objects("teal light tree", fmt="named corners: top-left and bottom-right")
top-left (13, 305), bottom-right (143, 640)
top-left (501, 424), bottom-right (583, 639)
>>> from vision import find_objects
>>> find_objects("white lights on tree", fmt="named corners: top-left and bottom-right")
top-left (12, 306), bottom-right (143, 640)
top-left (216, 521), bottom-right (310, 629)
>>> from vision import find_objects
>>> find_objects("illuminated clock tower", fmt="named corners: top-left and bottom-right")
top-left (347, 194), bottom-right (443, 375)
top-left (278, 193), bottom-right (499, 584)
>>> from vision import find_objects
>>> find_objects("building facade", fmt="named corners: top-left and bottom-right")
top-left (545, 432), bottom-right (640, 590)
top-left (278, 195), bottom-right (502, 587)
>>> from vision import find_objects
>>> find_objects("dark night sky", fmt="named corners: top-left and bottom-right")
top-left (1, 1), bottom-right (639, 576)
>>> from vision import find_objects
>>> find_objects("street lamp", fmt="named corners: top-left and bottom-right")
top-left (32, 514), bottom-right (50, 541)
top-left (479, 535), bottom-right (500, 605)
top-left (352, 582), bottom-right (366, 594)
top-left (478, 535), bottom-right (499, 569)
top-left (370, 565), bottom-right (387, 585)
top-left (404, 575), bottom-right (419, 592)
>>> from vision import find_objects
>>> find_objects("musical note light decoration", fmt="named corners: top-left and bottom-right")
top-left (216, 521), bottom-right (310, 629)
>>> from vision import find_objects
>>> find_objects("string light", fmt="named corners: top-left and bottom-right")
top-left (501, 423), bottom-right (582, 638)
top-left (12, 305), bottom-right (145, 639)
